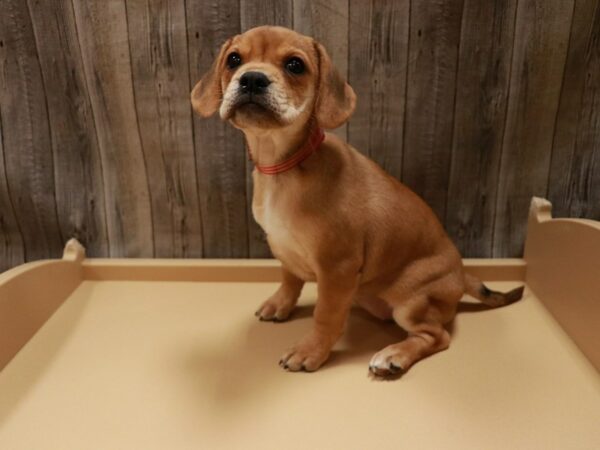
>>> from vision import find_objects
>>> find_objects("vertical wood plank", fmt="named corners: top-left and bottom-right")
top-left (240, 0), bottom-right (293, 31)
top-left (0, 0), bottom-right (63, 263)
top-left (493, 0), bottom-right (575, 257)
top-left (239, 0), bottom-right (293, 257)
top-left (548, 0), bottom-right (600, 220)
top-left (187, 0), bottom-right (249, 257)
top-left (347, 0), bottom-right (409, 180)
top-left (0, 0), bottom-right (597, 266)
top-left (71, 0), bottom-right (154, 257)
top-left (27, 0), bottom-right (109, 257)
top-left (126, 0), bottom-right (203, 257)
top-left (402, 0), bottom-right (465, 220)
top-left (294, 0), bottom-right (349, 141)
top-left (445, 0), bottom-right (517, 257)
top-left (0, 111), bottom-right (25, 272)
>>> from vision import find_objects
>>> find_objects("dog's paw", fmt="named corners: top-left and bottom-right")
top-left (279, 334), bottom-right (331, 372)
top-left (368, 348), bottom-right (406, 378)
top-left (255, 293), bottom-right (296, 322)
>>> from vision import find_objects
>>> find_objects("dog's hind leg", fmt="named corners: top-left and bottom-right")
top-left (368, 294), bottom-right (453, 377)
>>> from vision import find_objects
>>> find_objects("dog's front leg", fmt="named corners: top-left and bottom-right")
top-left (255, 266), bottom-right (304, 321)
top-left (280, 265), bottom-right (359, 372)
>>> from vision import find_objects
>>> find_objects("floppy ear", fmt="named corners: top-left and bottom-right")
top-left (313, 41), bottom-right (356, 129)
top-left (191, 38), bottom-right (232, 117)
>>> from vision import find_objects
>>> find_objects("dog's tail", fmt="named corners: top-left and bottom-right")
top-left (464, 273), bottom-right (525, 307)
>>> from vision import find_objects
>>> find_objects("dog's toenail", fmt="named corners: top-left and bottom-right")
top-left (389, 362), bottom-right (403, 373)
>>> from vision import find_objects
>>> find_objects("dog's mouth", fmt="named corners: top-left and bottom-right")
top-left (232, 94), bottom-right (273, 113)
top-left (229, 94), bottom-right (284, 126)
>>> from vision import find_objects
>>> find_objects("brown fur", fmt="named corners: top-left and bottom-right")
top-left (191, 26), bottom-right (523, 377)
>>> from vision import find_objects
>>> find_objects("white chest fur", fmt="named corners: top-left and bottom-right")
top-left (252, 180), bottom-right (315, 280)
top-left (252, 189), bottom-right (285, 240)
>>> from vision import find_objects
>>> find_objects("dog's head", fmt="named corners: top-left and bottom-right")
top-left (191, 26), bottom-right (356, 130)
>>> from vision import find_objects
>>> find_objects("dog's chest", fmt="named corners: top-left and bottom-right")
top-left (252, 187), bottom-right (314, 279)
top-left (252, 190), bottom-right (288, 242)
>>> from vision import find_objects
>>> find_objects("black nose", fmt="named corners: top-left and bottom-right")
top-left (239, 71), bottom-right (271, 95)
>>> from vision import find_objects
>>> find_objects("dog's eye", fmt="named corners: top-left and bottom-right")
top-left (226, 52), bottom-right (242, 69)
top-left (285, 57), bottom-right (305, 75)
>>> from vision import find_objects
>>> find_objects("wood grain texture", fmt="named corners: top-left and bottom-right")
top-left (240, 0), bottom-right (293, 31)
top-left (493, 0), bottom-right (575, 257)
top-left (0, 109), bottom-right (25, 272)
top-left (27, 0), bottom-right (109, 258)
top-left (548, 0), bottom-right (600, 220)
top-left (0, 0), bottom-right (599, 271)
top-left (0, 0), bottom-right (64, 263)
top-left (240, 0), bottom-right (293, 257)
top-left (187, 0), bottom-right (249, 257)
top-left (402, 0), bottom-right (464, 220)
top-left (445, 0), bottom-right (517, 257)
top-left (72, 0), bottom-right (154, 257)
top-left (126, 0), bottom-right (203, 257)
top-left (294, 0), bottom-right (349, 141)
top-left (347, 0), bottom-right (409, 181)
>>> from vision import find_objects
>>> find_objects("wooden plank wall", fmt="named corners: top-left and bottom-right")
top-left (0, 0), bottom-right (599, 271)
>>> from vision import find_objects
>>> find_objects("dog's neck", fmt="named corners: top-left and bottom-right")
top-left (242, 119), bottom-right (320, 171)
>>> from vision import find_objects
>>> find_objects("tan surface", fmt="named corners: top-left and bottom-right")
top-left (0, 260), bottom-right (81, 370)
top-left (80, 257), bottom-right (526, 283)
top-left (1, 200), bottom-right (600, 449)
top-left (525, 198), bottom-right (600, 372)
top-left (0, 279), bottom-right (599, 450)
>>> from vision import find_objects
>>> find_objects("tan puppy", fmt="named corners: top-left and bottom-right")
top-left (191, 26), bottom-right (523, 377)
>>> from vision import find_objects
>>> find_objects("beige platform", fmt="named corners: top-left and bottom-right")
top-left (0, 198), bottom-right (599, 450)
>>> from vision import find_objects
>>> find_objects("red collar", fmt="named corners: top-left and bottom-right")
top-left (250, 127), bottom-right (325, 175)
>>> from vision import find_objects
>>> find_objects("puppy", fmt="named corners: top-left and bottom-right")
top-left (191, 26), bottom-right (523, 376)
